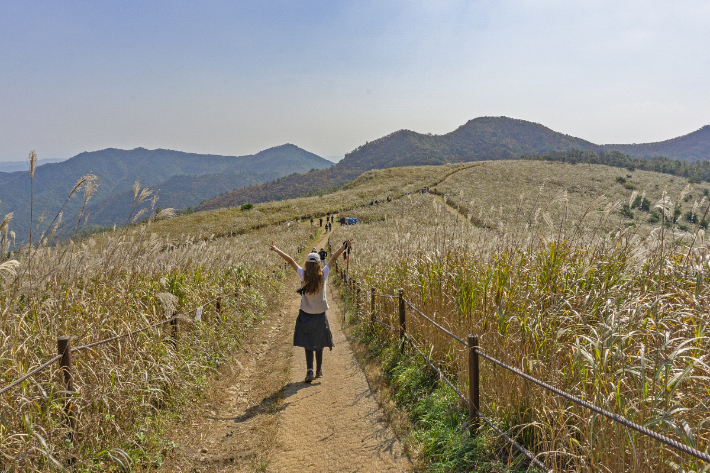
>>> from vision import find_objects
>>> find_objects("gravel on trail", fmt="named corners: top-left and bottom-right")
top-left (159, 234), bottom-right (411, 473)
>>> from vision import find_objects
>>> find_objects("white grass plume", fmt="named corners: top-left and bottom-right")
top-left (0, 259), bottom-right (20, 279)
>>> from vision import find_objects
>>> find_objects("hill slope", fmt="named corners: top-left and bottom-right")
top-left (198, 117), bottom-right (710, 212)
top-left (0, 144), bottom-right (331, 242)
top-left (197, 117), bottom-right (602, 210)
top-left (605, 125), bottom-right (710, 161)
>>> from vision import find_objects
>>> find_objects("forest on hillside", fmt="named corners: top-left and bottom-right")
top-left (524, 149), bottom-right (710, 182)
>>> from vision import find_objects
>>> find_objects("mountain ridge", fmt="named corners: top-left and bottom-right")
top-left (0, 144), bottom-right (331, 242)
top-left (197, 117), bottom-right (709, 212)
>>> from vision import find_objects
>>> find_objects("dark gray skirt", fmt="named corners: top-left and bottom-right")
top-left (293, 309), bottom-right (334, 351)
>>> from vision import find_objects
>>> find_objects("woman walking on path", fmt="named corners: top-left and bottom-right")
top-left (269, 239), bottom-right (354, 383)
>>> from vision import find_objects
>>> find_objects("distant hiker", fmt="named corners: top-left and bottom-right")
top-left (310, 218), bottom-right (314, 226)
top-left (269, 240), bottom-right (354, 383)
top-left (318, 247), bottom-right (327, 267)
top-left (319, 218), bottom-right (323, 227)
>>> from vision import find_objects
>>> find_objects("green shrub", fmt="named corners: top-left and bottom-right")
top-left (684, 211), bottom-right (698, 224)
top-left (640, 197), bottom-right (651, 212)
top-left (240, 203), bottom-right (254, 211)
top-left (620, 204), bottom-right (634, 219)
top-left (622, 182), bottom-right (637, 190)
top-left (616, 176), bottom-right (627, 184)
top-left (648, 212), bottom-right (661, 224)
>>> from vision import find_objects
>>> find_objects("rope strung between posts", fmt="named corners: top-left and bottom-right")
top-left (474, 410), bottom-right (551, 473)
top-left (0, 354), bottom-right (63, 396)
top-left (345, 274), bottom-right (710, 467)
top-left (71, 316), bottom-right (179, 352)
top-left (0, 290), bottom-right (238, 395)
top-left (72, 289), bottom-right (239, 352)
top-left (373, 318), bottom-right (393, 330)
top-left (477, 349), bottom-right (710, 463)
top-left (404, 331), bottom-right (548, 472)
top-left (374, 293), bottom-right (398, 300)
top-left (405, 300), bottom-right (467, 346)
top-left (404, 332), bottom-right (468, 404)
top-left (341, 275), bottom-right (550, 471)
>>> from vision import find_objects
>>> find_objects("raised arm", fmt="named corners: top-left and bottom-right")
top-left (326, 239), bottom-right (354, 269)
top-left (269, 242), bottom-right (299, 272)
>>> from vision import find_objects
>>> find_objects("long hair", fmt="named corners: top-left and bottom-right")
top-left (302, 261), bottom-right (324, 295)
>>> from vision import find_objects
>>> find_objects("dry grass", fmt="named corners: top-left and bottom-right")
top-left (337, 167), bottom-right (710, 473)
top-left (0, 210), bottom-right (317, 470)
top-left (5, 158), bottom-right (709, 472)
top-left (435, 160), bottom-right (701, 237)
top-left (147, 163), bottom-right (475, 241)
top-left (0, 162), bottom-right (466, 470)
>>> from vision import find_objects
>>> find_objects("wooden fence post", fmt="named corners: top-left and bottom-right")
top-left (57, 336), bottom-right (76, 442)
top-left (170, 310), bottom-right (178, 341)
top-left (356, 285), bottom-right (361, 318)
top-left (371, 287), bottom-right (375, 330)
top-left (398, 289), bottom-right (405, 353)
top-left (468, 334), bottom-right (480, 433)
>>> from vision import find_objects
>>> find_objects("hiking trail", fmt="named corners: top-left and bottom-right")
top-left (159, 232), bottom-right (411, 472)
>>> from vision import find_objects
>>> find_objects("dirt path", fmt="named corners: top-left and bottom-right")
top-left (159, 232), bottom-right (410, 472)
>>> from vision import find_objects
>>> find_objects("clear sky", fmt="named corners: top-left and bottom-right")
top-left (1, 1), bottom-right (709, 162)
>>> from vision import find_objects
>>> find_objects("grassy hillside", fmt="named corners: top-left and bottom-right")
top-left (4, 158), bottom-right (707, 471)
top-left (197, 117), bottom-right (603, 211)
top-left (336, 162), bottom-right (707, 472)
top-left (154, 164), bottom-right (473, 240)
top-left (0, 144), bottom-right (331, 242)
top-left (607, 124), bottom-right (710, 161)
top-left (434, 159), bottom-right (700, 235)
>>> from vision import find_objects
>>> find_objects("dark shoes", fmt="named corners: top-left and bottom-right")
top-left (304, 369), bottom-right (323, 383)
top-left (304, 370), bottom-right (315, 383)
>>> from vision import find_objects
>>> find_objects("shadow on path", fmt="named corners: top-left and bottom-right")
top-left (205, 381), bottom-right (320, 424)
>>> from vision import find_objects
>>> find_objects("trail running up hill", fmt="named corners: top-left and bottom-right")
top-left (159, 232), bottom-right (411, 472)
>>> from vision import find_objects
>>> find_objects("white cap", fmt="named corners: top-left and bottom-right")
top-left (305, 252), bottom-right (320, 263)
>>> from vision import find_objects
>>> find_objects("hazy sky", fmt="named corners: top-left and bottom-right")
top-left (1, 1), bottom-right (709, 162)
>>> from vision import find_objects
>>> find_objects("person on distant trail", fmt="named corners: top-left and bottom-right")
top-left (319, 218), bottom-right (323, 227)
top-left (318, 247), bottom-right (328, 267)
top-left (269, 239), bottom-right (354, 383)
top-left (310, 218), bottom-right (314, 226)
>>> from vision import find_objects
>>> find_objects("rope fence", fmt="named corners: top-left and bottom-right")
top-left (331, 259), bottom-right (710, 471)
top-left (0, 254), bottom-right (299, 450)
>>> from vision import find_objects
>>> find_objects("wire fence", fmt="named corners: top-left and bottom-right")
top-left (331, 257), bottom-right (710, 471)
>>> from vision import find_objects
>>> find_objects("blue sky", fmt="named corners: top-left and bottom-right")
top-left (1, 1), bottom-right (709, 162)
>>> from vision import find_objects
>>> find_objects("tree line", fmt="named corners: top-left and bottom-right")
top-left (522, 149), bottom-right (710, 183)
